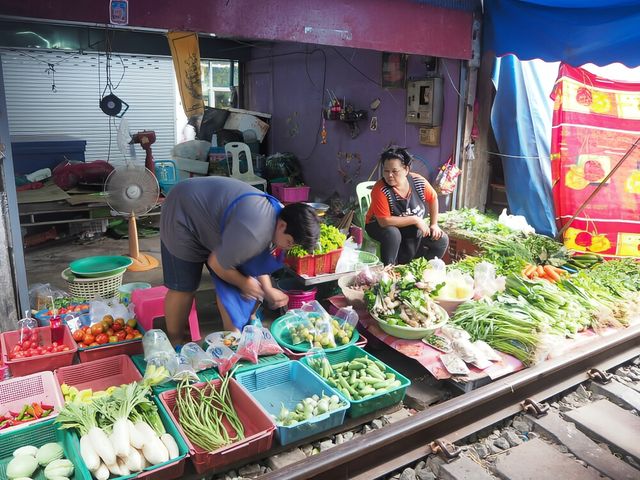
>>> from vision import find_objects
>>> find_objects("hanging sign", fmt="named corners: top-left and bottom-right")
top-left (110, 0), bottom-right (129, 25)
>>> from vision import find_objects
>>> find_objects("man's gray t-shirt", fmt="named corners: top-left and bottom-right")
top-left (160, 177), bottom-right (278, 269)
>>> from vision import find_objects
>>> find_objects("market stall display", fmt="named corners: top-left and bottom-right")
top-left (285, 224), bottom-right (346, 277)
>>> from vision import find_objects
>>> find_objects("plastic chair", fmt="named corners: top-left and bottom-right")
top-left (224, 142), bottom-right (267, 191)
top-left (355, 181), bottom-right (380, 256)
top-left (131, 286), bottom-right (201, 341)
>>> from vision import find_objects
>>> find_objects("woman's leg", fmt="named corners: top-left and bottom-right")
top-left (398, 226), bottom-right (423, 265)
top-left (418, 231), bottom-right (449, 260)
top-left (366, 221), bottom-right (402, 265)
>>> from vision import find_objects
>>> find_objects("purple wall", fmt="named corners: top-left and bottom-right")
top-left (246, 43), bottom-right (461, 203)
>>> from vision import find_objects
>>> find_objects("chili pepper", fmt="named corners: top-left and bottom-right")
top-left (0, 419), bottom-right (11, 429)
top-left (9, 410), bottom-right (20, 417)
top-left (41, 409), bottom-right (51, 418)
top-left (16, 404), bottom-right (29, 421)
top-left (32, 402), bottom-right (43, 418)
top-left (40, 403), bottom-right (55, 411)
top-left (26, 405), bottom-right (36, 418)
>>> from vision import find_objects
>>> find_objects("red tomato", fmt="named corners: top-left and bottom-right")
top-left (88, 342), bottom-right (99, 347)
top-left (24, 351), bottom-right (32, 357)
top-left (21, 341), bottom-right (31, 350)
top-left (61, 345), bottom-right (70, 351)
top-left (109, 336), bottom-right (118, 343)
top-left (125, 334), bottom-right (134, 340)
top-left (72, 330), bottom-right (85, 342)
top-left (52, 342), bottom-right (59, 348)
top-left (12, 345), bottom-right (21, 353)
top-left (8, 352), bottom-right (15, 360)
top-left (115, 330), bottom-right (126, 341)
top-left (91, 323), bottom-right (104, 336)
top-left (106, 328), bottom-right (114, 336)
top-left (83, 334), bottom-right (96, 344)
top-left (95, 333), bottom-right (109, 345)
top-left (112, 323), bottom-right (123, 332)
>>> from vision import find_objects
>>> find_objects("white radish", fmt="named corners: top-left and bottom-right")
top-left (160, 433), bottom-right (179, 459)
top-left (79, 434), bottom-right (100, 472)
top-left (127, 419), bottom-right (145, 449)
top-left (88, 426), bottom-right (116, 467)
top-left (134, 422), bottom-right (156, 446)
top-left (125, 447), bottom-right (144, 472)
top-left (106, 461), bottom-right (122, 476)
top-left (138, 449), bottom-right (150, 468)
top-left (93, 463), bottom-right (110, 480)
top-left (116, 457), bottom-right (130, 475)
top-left (142, 436), bottom-right (169, 465)
top-left (111, 418), bottom-right (131, 458)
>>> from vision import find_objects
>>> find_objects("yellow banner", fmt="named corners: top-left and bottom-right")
top-left (167, 31), bottom-right (204, 118)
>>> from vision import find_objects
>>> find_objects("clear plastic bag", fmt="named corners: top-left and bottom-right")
top-left (236, 325), bottom-right (262, 364)
top-left (473, 261), bottom-right (506, 299)
top-left (204, 331), bottom-right (240, 349)
top-left (304, 347), bottom-right (333, 378)
top-left (28, 283), bottom-right (68, 311)
top-left (181, 342), bottom-right (216, 372)
top-left (16, 314), bottom-right (38, 344)
top-left (285, 311), bottom-right (315, 345)
top-left (300, 301), bottom-right (336, 349)
top-left (257, 327), bottom-right (284, 356)
top-left (142, 329), bottom-right (175, 361)
top-left (206, 341), bottom-right (240, 376)
top-left (145, 351), bottom-right (177, 386)
top-left (333, 306), bottom-right (358, 346)
top-left (172, 354), bottom-right (199, 382)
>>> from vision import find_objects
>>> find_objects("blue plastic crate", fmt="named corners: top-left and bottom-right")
top-left (235, 361), bottom-right (349, 446)
top-left (11, 135), bottom-right (86, 175)
top-left (155, 159), bottom-right (179, 196)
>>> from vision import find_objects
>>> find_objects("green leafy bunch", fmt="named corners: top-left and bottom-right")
top-left (287, 224), bottom-right (346, 257)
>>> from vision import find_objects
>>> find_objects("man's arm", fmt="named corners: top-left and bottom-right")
top-left (257, 274), bottom-right (288, 308)
top-left (207, 252), bottom-right (264, 299)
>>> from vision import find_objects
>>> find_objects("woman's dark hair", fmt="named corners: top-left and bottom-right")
top-left (379, 146), bottom-right (413, 168)
top-left (279, 203), bottom-right (321, 251)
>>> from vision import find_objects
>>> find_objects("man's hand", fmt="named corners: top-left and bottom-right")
top-left (264, 287), bottom-right (289, 309)
top-left (241, 276), bottom-right (264, 300)
top-left (429, 224), bottom-right (443, 240)
top-left (415, 216), bottom-right (430, 236)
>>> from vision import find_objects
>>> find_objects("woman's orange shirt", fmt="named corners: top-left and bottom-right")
top-left (365, 173), bottom-right (436, 224)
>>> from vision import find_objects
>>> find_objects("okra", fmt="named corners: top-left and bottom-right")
top-left (374, 360), bottom-right (387, 371)
top-left (373, 378), bottom-right (394, 389)
top-left (366, 367), bottom-right (386, 380)
top-left (350, 370), bottom-right (357, 384)
top-left (348, 362), bottom-right (366, 371)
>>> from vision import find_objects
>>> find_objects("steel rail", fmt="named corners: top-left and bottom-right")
top-left (263, 323), bottom-right (640, 480)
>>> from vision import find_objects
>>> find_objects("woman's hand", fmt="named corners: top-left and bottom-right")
top-left (264, 287), bottom-right (289, 309)
top-left (241, 276), bottom-right (265, 300)
top-left (429, 224), bottom-right (443, 240)
top-left (415, 216), bottom-right (430, 236)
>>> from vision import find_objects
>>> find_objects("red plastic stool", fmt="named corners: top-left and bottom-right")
top-left (131, 286), bottom-right (201, 342)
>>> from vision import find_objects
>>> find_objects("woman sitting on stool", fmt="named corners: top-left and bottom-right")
top-left (365, 146), bottom-right (449, 265)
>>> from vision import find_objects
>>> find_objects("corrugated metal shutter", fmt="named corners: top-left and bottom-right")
top-left (1, 50), bottom-right (176, 167)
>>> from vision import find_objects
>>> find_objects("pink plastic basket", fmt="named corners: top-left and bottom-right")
top-left (159, 379), bottom-right (276, 474)
top-left (0, 371), bottom-right (64, 434)
top-left (271, 183), bottom-right (310, 203)
top-left (0, 326), bottom-right (77, 378)
top-left (54, 354), bottom-right (142, 392)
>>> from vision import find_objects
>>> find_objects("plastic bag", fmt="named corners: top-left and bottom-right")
top-left (284, 310), bottom-right (314, 345)
top-left (28, 283), bottom-right (68, 311)
top-left (473, 261), bottom-right (506, 299)
top-left (333, 306), bottom-right (358, 345)
top-left (172, 354), bottom-right (200, 382)
top-left (438, 271), bottom-right (474, 301)
top-left (142, 329), bottom-right (175, 361)
top-left (206, 341), bottom-right (240, 376)
top-left (421, 257), bottom-right (447, 287)
top-left (204, 331), bottom-right (240, 348)
top-left (305, 347), bottom-right (333, 378)
top-left (144, 351), bottom-right (177, 386)
top-left (181, 342), bottom-right (216, 372)
top-left (257, 328), bottom-right (284, 356)
top-left (433, 157), bottom-right (461, 196)
top-left (335, 238), bottom-right (360, 273)
top-left (300, 301), bottom-right (336, 349)
top-left (16, 314), bottom-right (38, 343)
top-left (235, 325), bottom-right (262, 364)
top-left (498, 208), bottom-right (535, 235)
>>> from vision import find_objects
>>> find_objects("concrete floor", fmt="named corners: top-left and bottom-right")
top-left (25, 234), bottom-right (226, 338)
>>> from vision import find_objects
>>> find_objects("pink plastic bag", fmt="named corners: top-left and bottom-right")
top-left (434, 157), bottom-right (461, 195)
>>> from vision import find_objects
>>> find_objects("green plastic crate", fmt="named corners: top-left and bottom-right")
top-left (69, 395), bottom-right (189, 480)
top-left (0, 418), bottom-right (86, 480)
top-left (231, 352), bottom-right (290, 377)
top-left (300, 345), bottom-right (411, 418)
top-left (131, 354), bottom-right (220, 394)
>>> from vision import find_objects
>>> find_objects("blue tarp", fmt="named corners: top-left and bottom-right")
top-left (491, 56), bottom-right (558, 236)
top-left (484, 0), bottom-right (640, 68)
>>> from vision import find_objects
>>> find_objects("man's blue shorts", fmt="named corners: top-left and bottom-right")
top-left (161, 242), bottom-right (210, 292)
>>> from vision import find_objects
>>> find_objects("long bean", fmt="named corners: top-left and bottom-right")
top-left (174, 376), bottom-right (245, 452)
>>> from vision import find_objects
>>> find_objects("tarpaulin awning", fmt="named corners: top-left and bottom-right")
top-left (484, 0), bottom-right (640, 67)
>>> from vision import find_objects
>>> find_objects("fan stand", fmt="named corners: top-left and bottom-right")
top-left (126, 211), bottom-right (159, 271)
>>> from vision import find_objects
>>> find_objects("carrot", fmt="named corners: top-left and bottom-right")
top-left (523, 264), bottom-right (536, 277)
top-left (543, 265), bottom-right (561, 281)
top-left (536, 265), bottom-right (545, 277)
top-left (551, 266), bottom-right (566, 275)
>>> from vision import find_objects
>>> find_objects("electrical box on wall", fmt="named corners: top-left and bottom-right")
top-left (406, 78), bottom-right (443, 126)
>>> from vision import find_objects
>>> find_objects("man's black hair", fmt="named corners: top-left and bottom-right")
top-left (279, 203), bottom-right (321, 251)
top-left (379, 146), bottom-right (413, 168)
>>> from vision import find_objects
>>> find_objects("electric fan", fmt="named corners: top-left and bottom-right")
top-left (104, 164), bottom-right (160, 271)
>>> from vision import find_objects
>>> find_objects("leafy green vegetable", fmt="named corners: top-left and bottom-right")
top-left (287, 224), bottom-right (346, 257)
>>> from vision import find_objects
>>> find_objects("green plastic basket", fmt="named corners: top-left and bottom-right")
top-left (300, 345), bottom-right (411, 418)
top-left (69, 255), bottom-right (133, 278)
top-left (231, 352), bottom-right (290, 377)
top-left (0, 418), bottom-right (85, 480)
top-left (131, 354), bottom-right (220, 394)
top-left (69, 396), bottom-right (189, 480)
top-left (270, 314), bottom-right (360, 353)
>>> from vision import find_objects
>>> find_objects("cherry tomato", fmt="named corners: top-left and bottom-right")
top-left (115, 331), bottom-right (126, 341)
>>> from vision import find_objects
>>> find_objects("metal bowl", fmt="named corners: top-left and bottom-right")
top-left (305, 202), bottom-right (330, 216)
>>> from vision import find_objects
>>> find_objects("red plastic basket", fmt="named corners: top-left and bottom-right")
top-left (0, 371), bottom-right (64, 435)
top-left (54, 354), bottom-right (142, 392)
top-left (314, 248), bottom-right (343, 275)
top-left (285, 254), bottom-right (316, 277)
top-left (0, 326), bottom-right (77, 378)
top-left (159, 379), bottom-right (276, 474)
top-left (77, 331), bottom-right (144, 363)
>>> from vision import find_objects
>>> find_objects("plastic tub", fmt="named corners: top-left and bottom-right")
top-left (159, 379), bottom-right (276, 473)
top-left (280, 335), bottom-right (368, 360)
top-left (0, 326), bottom-right (77, 378)
top-left (235, 361), bottom-right (349, 446)
top-left (0, 371), bottom-right (65, 434)
top-left (118, 281), bottom-right (152, 305)
top-left (0, 418), bottom-right (86, 479)
top-left (54, 354), bottom-right (142, 392)
top-left (277, 277), bottom-right (317, 310)
top-left (300, 345), bottom-right (411, 418)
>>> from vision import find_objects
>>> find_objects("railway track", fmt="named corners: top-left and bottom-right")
top-left (255, 322), bottom-right (640, 480)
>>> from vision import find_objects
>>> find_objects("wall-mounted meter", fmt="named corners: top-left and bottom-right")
top-left (406, 78), bottom-right (443, 126)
